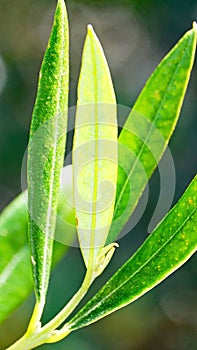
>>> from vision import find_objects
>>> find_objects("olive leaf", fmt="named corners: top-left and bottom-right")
top-left (68, 175), bottom-right (197, 331)
top-left (27, 0), bottom-right (69, 312)
top-left (0, 189), bottom-right (74, 325)
top-left (73, 25), bottom-right (118, 271)
top-left (107, 22), bottom-right (197, 244)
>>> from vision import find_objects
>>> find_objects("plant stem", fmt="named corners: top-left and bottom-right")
top-left (39, 254), bottom-right (95, 343)
top-left (26, 301), bottom-right (44, 333)
top-left (5, 261), bottom-right (95, 349)
top-left (5, 331), bottom-right (47, 350)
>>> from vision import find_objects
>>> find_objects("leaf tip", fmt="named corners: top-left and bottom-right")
top-left (58, 0), bottom-right (65, 6)
top-left (192, 21), bottom-right (197, 33)
top-left (87, 24), bottom-right (95, 36)
top-left (57, 0), bottom-right (66, 13)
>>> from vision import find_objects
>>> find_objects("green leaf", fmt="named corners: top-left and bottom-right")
top-left (0, 194), bottom-right (31, 325)
top-left (0, 188), bottom-right (74, 325)
top-left (107, 23), bottom-right (197, 244)
top-left (68, 175), bottom-right (197, 330)
top-left (73, 25), bottom-right (118, 270)
top-left (27, 0), bottom-right (69, 309)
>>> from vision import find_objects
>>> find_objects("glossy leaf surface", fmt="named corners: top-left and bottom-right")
top-left (107, 24), bottom-right (197, 244)
top-left (69, 175), bottom-right (197, 330)
top-left (27, 0), bottom-right (69, 306)
top-left (73, 25), bottom-right (118, 269)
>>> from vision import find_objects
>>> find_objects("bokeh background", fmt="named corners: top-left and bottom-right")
top-left (0, 0), bottom-right (197, 349)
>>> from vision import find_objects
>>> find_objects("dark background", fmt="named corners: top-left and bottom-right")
top-left (0, 0), bottom-right (197, 349)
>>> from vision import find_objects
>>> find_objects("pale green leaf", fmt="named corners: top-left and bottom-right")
top-left (73, 25), bottom-right (118, 269)
top-left (0, 184), bottom-right (75, 325)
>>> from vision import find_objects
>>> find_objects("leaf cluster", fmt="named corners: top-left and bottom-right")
top-left (0, 1), bottom-right (196, 349)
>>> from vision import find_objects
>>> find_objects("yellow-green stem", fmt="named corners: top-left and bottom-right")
top-left (6, 260), bottom-right (95, 349)
top-left (26, 301), bottom-right (44, 333)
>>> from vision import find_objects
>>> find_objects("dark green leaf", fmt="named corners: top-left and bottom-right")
top-left (68, 175), bottom-right (197, 330)
top-left (107, 24), bottom-right (197, 244)
top-left (27, 0), bottom-right (69, 308)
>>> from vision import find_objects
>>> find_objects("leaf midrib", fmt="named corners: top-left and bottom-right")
top-left (0, 246), bottom-right (28, 287)
top-left (89, 34), bottom-right (99, 264)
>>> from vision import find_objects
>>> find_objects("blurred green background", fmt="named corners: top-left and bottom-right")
top-left (0, 0), bottom-right (197, 349)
